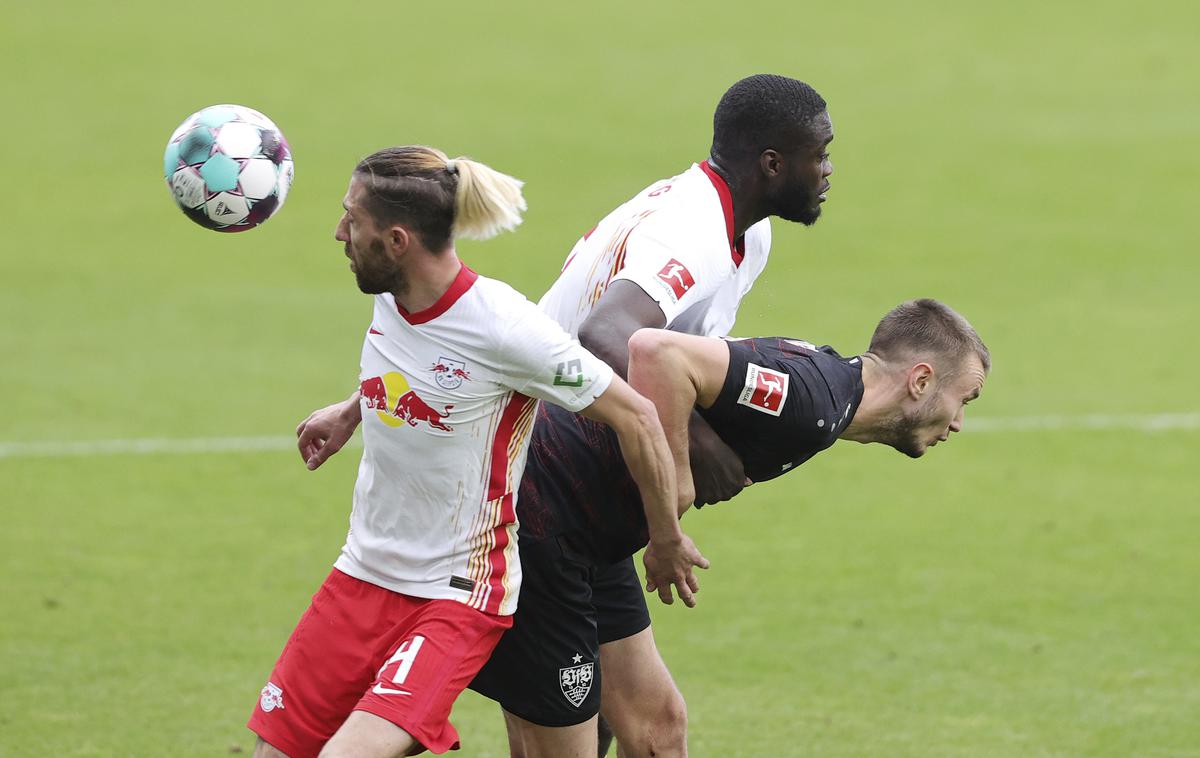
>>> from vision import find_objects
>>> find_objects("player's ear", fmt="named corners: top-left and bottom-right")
top-left (759, 149), bottom-right (783, 178)
top-left (907, 362), bottom-right (934, 399)
top-left (386, 225), bottom-right (412, 257)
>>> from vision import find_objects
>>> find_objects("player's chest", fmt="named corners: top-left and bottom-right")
top-left (358, 329), bottom-right (511, 434)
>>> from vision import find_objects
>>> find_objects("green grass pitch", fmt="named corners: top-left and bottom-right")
top-left (2, 1), bottom-right (1197, 755)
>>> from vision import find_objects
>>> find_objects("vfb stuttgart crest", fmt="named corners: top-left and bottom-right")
top-left (430, 357), bottom-right (471, 390)
top-left (259, 681), bottom-right (285, 713)
top-left (559, 654), bottom-right (594, 707)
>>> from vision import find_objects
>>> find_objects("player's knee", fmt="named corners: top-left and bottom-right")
top-left (618, 694), bottom-right (687, 755)
top-left (657, 692), bottom-right (688, 744)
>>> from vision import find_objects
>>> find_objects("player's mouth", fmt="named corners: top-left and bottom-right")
top-left (818, 184), bottom-right (831, 202)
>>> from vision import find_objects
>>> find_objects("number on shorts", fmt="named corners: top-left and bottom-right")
top-left (378, 635), bottom-right (425, 685)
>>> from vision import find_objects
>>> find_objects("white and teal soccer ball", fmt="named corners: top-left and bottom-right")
top-left (163, 104), bottom-right (294, 232)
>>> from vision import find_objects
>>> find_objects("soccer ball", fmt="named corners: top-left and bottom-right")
top-left (163, 104), bottom-right (294, 232)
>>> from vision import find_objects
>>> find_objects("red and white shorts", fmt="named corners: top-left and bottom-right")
top-left (247, 569), bottom-right (512, 757)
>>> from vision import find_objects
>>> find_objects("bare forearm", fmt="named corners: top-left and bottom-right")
top-left (613, 404), bottom-right (683, 542)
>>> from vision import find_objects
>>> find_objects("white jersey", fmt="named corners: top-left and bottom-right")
top-left (335, 265), bottom-right (613, 616)
top-left (539, 160), bottom-right (772, 337)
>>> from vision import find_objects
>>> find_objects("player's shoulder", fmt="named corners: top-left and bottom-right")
top-left (606, 163), bottom-right (722, 233)
top-left (733, 337), bottom-right (862, 407)
top-left (472, 274), bottom-right (572, 342)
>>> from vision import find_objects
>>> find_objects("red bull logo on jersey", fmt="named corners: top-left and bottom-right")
top-left (655, 258), bottom-right (695, 301)
top-left (737, 363), bottom-right (789, 417)
top-left (430, 356), bottom-right (471, 390)
top-left (361, 372), bottom-right (454, 431)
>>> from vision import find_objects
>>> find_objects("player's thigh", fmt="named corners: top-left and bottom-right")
top-left (355, 599), bottom-right (511, 755)
top-left (504, 708), bottom-right (599, 758)
top-left (248, 569), bottom-right (405, 758)
top-left (318, 711), bottom-right (414, 758)
top-left (470, 537), bottom-right (603, 727)
top-left (598, 626), bottom-right (683, 723)
top-left (590, 558), bottom-right (685, 741)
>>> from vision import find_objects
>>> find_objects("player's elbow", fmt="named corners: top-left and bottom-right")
top-left (577, 318), bottom-right (627, 368)
top-left (628, 328), bottom-right (673, 371)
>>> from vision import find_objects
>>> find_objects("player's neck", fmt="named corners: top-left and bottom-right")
top-left (839, 354), bottom-right (897, 444)
top-left (391, 249), bottom-right (464, 314)
top-left (707, 157), bottom-right (766, 239)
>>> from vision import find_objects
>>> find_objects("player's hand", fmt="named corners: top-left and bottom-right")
top-left (643, 533), bottom-right (710, 608)
top-left (688, 415), bottom-right (748, 506)
top-left (296, 395), bottom-right (362, 471)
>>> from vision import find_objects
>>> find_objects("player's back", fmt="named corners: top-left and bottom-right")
top-left (538, 161), bottom-right (772, 338)
top-left (518, 336), bottom-right (865, 564)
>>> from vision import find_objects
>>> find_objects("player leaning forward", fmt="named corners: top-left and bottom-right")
top-left (247, 147), bottom-right (704, 758)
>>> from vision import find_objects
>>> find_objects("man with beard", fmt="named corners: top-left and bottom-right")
top-left (508, 74), bottom-right (835, 755)
top-left (300, 75), bottom-right (838, 756)
top-left (469, 299), bottom-right (990, 757)
top-left (248, 146), bottom-right (702, 758)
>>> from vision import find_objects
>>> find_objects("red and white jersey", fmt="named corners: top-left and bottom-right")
top-left (539, 160), bottom-right (772, 337)
top-left (335, 265), bottom-right (613, 616)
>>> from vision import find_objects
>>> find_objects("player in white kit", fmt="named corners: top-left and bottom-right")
top-left (477, 74), bottom-right (836, 757)
top-left (247, 146), bottom-right (703, 758)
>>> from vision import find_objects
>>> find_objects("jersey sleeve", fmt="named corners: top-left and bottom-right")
top-left (498, 300), bottom-right (614, 411)
top-left (609, 219), bottom-right (735, 327)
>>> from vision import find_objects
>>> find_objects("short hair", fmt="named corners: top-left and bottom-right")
top-left (354, 146), bottom-right (526, 251)
top-left (711, 75), bottom-right (828, 164)
top-left (868, 299), bottom-right (991, 376)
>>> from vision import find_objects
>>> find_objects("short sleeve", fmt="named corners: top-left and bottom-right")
top-left (499, 301), bottom-right (614, 411)
top-left (609, 220), bottom-right (734, 327)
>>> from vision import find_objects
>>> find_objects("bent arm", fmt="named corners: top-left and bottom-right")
top-left (626, 329), bottom-right (731, 516)
top-left (580, 377), bottom-right (709, 606)
top-left (581, 281), bottom-right (746, 505)
top-left (580, 377), bottom-right (679, 546)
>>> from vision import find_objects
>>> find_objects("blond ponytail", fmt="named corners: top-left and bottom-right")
top-left (447, 157), bottom-right (527, 241)
top-left (355, 145), bottom-right (527, 250)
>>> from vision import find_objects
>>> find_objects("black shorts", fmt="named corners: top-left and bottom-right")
top-left (468, 539), bottom-right (650, 726)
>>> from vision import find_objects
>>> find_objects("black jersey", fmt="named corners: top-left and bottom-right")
top-left (516, 337), bottom-right (865, 564)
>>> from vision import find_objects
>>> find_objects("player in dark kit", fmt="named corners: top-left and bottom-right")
top-left (470, 299), bottom-right (990, 755)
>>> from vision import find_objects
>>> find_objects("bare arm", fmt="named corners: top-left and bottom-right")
top-left (626, 329), bottom-right (731, 517)
top-left (580, 376), bottom-right (709, 607)
top-left (296, 389), bottom-right (362, 470)
top-left (580, 281), bottom-right (747, 505)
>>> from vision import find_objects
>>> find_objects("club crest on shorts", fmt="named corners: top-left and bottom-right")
top-left (259, 681), bottom-right (285, 712)
top-left (559, 654), bottom-right (594, 707)
top-left (430, 357), bottom-right (470, 390)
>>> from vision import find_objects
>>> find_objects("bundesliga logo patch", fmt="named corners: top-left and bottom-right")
top-left (737, 363), bottom-right (789, 416)
top-left (559, 654), bottom-right (594, 708)
top-left (259, 682), bottom-right (285, 713)
top-left (655, 259), bottom-right (695, 302)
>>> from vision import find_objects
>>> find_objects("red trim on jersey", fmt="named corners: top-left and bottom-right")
top-left (395, 264), bottom-right (479, 325)
top-left (699, 160), bottom-right (745, 268)
top-left (486, 393), bottom-right (535, 500)
top-left (480, 392), bottom-right (537, 614)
